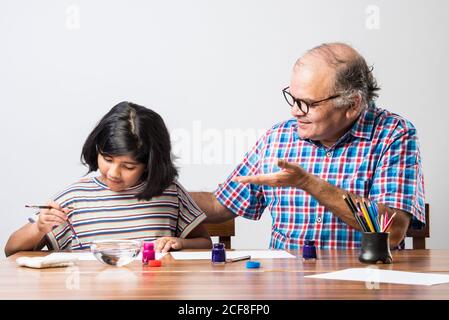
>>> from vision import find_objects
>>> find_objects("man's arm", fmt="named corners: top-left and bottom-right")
top-left (190, 192), bottom-right (236, 223)
top-left (301, 173), bottom-right (411, 248)
top-left (234, 159), bottom-right (411, 248)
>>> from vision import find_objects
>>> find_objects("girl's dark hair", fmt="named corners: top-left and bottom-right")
top-left (81, 101), bottom-right (178, 200)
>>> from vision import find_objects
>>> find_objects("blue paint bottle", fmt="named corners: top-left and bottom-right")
top-left (302, 240), bottom-right (317, 261)
top-left (211, 243), bottom-right (226, 264)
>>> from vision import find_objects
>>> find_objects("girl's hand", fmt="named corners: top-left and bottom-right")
top-left (36, 201), bottom-right (70, 234)
top-left (155, 237), bottom-right (184, 253)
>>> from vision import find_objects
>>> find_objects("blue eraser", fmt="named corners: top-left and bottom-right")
top-left (246, 261), bottom-right (261, 269)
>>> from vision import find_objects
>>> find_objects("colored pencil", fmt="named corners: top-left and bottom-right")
top-left (357, 200), bottom-right (375, 232)
top-left (343, 195), bottom-right (368, 232)
top-left (365, 201), bottom-right (380, 232)
top-left (382, 212), bottom-right (397, 232)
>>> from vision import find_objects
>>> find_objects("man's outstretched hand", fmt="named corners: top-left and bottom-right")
top-left (232, 159), bottom-right (311, 188)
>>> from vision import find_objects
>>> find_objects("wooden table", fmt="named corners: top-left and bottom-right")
top-left (1, 250), bottom-right (449, 300)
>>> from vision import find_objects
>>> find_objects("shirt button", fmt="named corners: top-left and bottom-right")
top-left (317, 217), bottom-right (322, 223)
top-left (326, 152), bottom-right (332, 157)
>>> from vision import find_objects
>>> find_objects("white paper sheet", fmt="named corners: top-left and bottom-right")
top-left (47, 251), bottom-right (167, 261)
top-left (305, 268), bottom-right (449, 286)
top-left (169, 250), bottom-right (296, 260)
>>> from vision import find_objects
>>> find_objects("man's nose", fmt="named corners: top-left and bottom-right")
top-left (291, 103), bottom-right (307, 117)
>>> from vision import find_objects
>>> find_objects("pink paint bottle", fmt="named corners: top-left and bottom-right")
top-left (142, 242), bottom-right (155, 265)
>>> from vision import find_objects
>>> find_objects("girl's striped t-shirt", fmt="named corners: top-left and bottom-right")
top-left (38, 177), bottom-right (206, 250)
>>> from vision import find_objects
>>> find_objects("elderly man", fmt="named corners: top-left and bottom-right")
top-left (191, 43), bottom-right (425, 249)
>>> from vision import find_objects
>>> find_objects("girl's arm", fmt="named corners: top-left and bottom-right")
top-left (155, 223), bottom-right (212, 253)
top-left (4, 223), bottom-right (47, 257)
top-left (4, 201), bottom-right (70, 257)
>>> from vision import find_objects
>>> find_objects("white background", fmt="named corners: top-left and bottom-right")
top-left (1, 0), bottom-right (448, 253)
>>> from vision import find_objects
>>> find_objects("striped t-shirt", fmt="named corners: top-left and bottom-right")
top-left (35, 177), bottom-right (206, 250)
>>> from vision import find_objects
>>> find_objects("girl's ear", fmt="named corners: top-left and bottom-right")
top-left (139, 164), bottom-right (149, 181)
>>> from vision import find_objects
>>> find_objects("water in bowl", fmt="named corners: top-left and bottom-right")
top-left (91, 240), bottom-right (141, 267)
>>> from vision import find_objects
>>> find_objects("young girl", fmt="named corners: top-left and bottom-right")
top-left (5, 102), bottom-right (211, 256)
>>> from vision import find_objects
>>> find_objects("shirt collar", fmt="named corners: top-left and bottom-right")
top-left (93, 176), bottom-right (145, 192)
top-left (348, 101), bottom-right (377, 140)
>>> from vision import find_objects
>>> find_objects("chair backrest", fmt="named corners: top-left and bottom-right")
top-left (406, 203), bottom-right (430, 249)
top-left (204, 219), bottom-right (235, 249)
top-left (203, 205), bottom-right (430, 250)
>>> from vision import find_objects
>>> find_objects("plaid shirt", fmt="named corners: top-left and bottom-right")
top-left (215, 104), bottom-right (426, 249)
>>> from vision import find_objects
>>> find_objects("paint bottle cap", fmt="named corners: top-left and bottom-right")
top-left (213, 243), bottom-right (225, 250)
top-left (148, 260), bottom-right (161, 267)
top-left (246, 261), bottom-right (261, 269)
top-left (304, 240), bottom-right (315, 246)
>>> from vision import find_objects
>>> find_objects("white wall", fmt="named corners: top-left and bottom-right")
top-left (1, 0), bottom-right (448, 253)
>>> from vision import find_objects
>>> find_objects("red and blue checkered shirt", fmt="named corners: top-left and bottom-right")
top-left (215, 104), bottom-right (426, 249)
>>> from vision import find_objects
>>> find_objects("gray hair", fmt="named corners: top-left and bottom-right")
top-left (302, 43), bottom-right (381, 108)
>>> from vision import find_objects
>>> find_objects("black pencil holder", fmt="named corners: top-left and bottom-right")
top-left (359, 232), bottom-right (393, 264)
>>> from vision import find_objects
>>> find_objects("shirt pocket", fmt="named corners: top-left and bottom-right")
top-left (341, 178), bottom-right (371, 198)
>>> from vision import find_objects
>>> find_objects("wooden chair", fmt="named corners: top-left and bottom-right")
top-left (204, 219), bottom-right (235, 249)
top-left (405, 203), bottom-right (430, 249)
top-left (203, 204), bottom-right (429, 250)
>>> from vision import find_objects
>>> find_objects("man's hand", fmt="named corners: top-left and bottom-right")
top-left (232, 159), bottom-right (311, 188)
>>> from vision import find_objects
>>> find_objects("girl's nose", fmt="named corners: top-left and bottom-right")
top-left (108, 164), bottom-right (121, 179)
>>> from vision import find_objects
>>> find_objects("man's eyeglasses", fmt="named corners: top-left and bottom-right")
top-left (282, 86), bottom-right (341, 115)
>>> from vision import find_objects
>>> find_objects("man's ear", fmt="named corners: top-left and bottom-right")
top-left (346, 93), bottom-right (363, 118)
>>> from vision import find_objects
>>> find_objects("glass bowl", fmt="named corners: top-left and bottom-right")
top-left (90, 240), bottom-right (141, 267)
